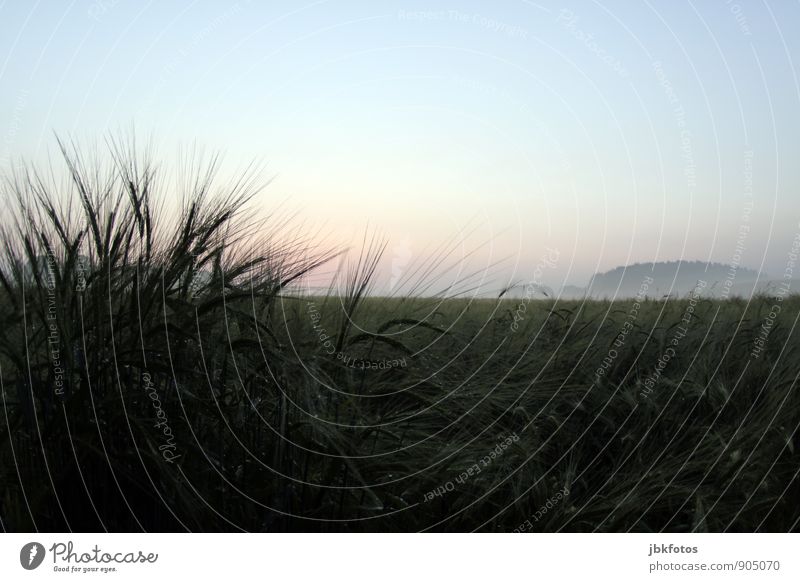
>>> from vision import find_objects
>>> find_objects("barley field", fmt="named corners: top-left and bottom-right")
top-left (1, 146), bottom-right (798, 532)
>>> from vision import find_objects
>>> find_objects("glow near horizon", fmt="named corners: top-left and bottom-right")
top-left (1, 1), bottom-right (799, 292)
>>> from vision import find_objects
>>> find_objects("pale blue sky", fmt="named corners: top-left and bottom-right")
top-left (1, 1), bottom-right (799, 290)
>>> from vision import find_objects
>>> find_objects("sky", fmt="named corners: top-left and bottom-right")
top-left (1, 0), bottom-right (799, 293)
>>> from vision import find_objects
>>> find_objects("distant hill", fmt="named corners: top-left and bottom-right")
top-left (559, 261), bottom-right (767, 299)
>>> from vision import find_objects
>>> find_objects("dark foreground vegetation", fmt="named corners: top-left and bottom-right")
top-left (1, 143), bottom-right (799, 532)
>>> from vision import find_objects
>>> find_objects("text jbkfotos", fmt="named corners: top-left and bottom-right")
top-left (423, 433), bottom-right (519, 502)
